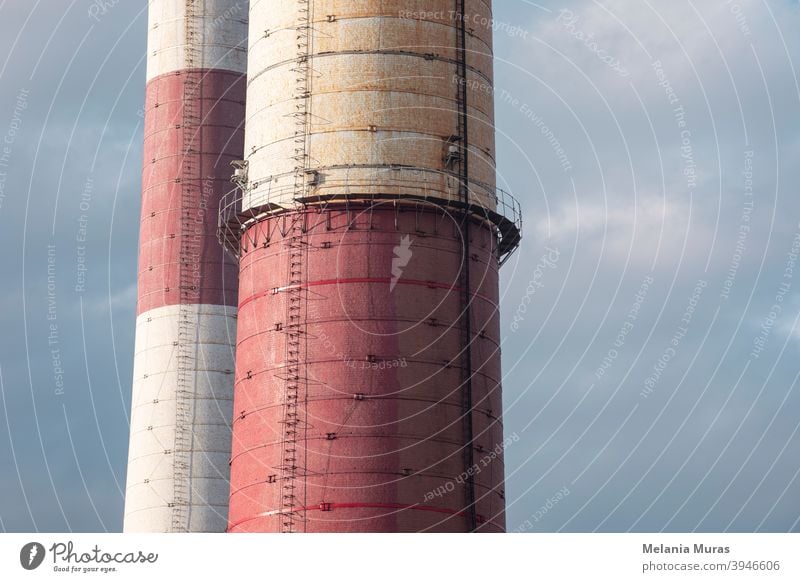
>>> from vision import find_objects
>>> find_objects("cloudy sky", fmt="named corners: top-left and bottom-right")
top-left (0, 0), bottom-right (798, 533)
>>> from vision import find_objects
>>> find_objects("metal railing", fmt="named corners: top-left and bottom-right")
top-left (218, 165), bottom-right (523, 265)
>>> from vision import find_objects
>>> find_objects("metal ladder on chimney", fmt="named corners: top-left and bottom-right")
top-left (171, 0), bottom-right (202, 533)
top-left (279, 0), bottom-right (312, 534)
top-left (454, 0), bottom-right (478, 532)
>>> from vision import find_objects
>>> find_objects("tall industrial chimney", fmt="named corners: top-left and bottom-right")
top-left (124, 0), bottom-right (248, 532)
top-left (221, 0), bottom-right (520, 532)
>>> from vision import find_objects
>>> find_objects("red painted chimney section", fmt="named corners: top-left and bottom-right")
top-left (222, 0), bottom-right (519, 533)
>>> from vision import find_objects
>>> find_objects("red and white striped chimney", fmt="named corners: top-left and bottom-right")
top-left (123, 0), bottom-right (247, 532)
